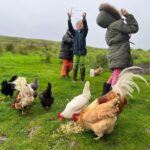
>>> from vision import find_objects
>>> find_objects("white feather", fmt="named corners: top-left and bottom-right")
top-left (112, 66), bottom-right (149, 97)
top-left (119, 66), bottom-right (143, 76)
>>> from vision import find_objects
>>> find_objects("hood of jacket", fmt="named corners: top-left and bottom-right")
top-left (96, 3), bottom-right (121, 28)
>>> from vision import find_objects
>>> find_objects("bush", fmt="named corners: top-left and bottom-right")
top-left (18, 49), bottom-right (29, 55)
top-left (87, 54), bottom-right (108, 68)
top-left (12, 45), bottom-right (29, 55)
top-left (136, 48), bottom-right (144, 52)
top-left (5, 43), bottom-right (14, 52)
top-left (132, 53), bottom-right (140, 60)
top-left (27, 43), bottom-right (37, 50)
top-left (41, 51), bottom-right (52, 63)
top-left (95, 54), bottom-right (108, 68)
top-left (0, 45), bottom-right (4, 55)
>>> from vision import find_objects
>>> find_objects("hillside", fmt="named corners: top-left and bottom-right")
top-left (0, 36), bottom-right (150, 150)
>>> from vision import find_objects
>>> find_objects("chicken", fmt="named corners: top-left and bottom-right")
top-left (90, 67), bottom-right (103, 77)
top-left (11, 77), bottom-right (35, 115)
top-left (14, 84), bottom-right (34, 115)
top-left (1, 75), bottom-right (18, 97)
top-left (30, 78), bottom-right (38, 98)
top-left (76, 66), bottom-right (149, 139)
top-left (39, 82), bottom-right (54, 108)
top-left (58, 81), bottom-right (91, 120)
top-left (94, 67), bottom-right (103, 76)
top-left (77, 97), bottom-right (119, 140)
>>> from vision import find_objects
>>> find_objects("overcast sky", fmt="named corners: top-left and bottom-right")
top-left (0, 0), bottom-right (149, 50)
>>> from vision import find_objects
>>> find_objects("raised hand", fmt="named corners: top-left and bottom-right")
top-left (82, 12), bottom-right (87, 18)
top-left (67, 12), bottom-right (72, 20)
top-left (121, 8), bottom-right (129, 17)
top-left (67, 8), bottom-right (73, 20)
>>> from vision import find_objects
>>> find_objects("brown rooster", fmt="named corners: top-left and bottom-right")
top-left (75, 67), bottom-right (149, 139)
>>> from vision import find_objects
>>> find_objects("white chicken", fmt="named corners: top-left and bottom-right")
top-left (58, 81), bottom-right (91, 120)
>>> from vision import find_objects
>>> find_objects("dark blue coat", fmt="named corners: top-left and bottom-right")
top-left (68, 18), bottom-right (88, 56)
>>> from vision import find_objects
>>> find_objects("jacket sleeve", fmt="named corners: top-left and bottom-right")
top-left (68, 19), bottom-right (75, 36)
top-left (117, 14), bottom-right (139, 34)
top-left (83, 18), bottom-right (88, 37)
top-left (62, 34), bottom-right (73, 44)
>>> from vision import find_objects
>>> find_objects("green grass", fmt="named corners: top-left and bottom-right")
top-left (0, 37), bottom-right (150, 150)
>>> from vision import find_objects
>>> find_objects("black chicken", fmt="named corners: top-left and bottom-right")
top-left (39, 83), bottom-right (54, 108)
top-left (1, 75), bottom-right (18, 97)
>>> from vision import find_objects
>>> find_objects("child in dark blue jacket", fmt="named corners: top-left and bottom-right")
top-left (68, 12), bottom-right (88, 82)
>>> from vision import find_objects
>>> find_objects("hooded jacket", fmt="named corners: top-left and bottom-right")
top-left (97, 3), bottom-right (139, 69)
top-left (59, 31), bottom-right (74, 60)
top-left (68, 17), bottom-right (88, 56)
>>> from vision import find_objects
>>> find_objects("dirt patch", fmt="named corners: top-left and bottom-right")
top-left (28, 127), bottom-right (40, 139)
top-left (144, 146), bottom-right (150, 150)
top-left (0, 135), bottom-right (7, 144)
top-left (145, 128), bottom-right (150, 134)
top-left (69, 141), bottom-right (79, 148)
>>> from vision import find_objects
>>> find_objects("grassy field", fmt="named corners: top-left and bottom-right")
top-left (0, 36), bottom-right (150, 150)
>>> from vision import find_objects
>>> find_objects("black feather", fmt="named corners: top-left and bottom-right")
top-left (1, 75), bottom-right (18, 97)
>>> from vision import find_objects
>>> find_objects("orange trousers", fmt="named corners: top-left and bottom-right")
top-left (61, 59), bottom-right (73, 77)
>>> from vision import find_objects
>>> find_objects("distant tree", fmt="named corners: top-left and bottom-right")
top-left (136, 48), bottom-right (143, 52)
top-left (5, 43), bottom-right (14, 52)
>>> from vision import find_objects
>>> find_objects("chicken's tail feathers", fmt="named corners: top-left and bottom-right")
top-left (82, 81), bottom-right (90, 94)
top-left (9, 75), bottom-right (18, 82)
top-left (119, 66), bottom-right (143, 77)
top-left (112, 66), bottom-right (149, 97)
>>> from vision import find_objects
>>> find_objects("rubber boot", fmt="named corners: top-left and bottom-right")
top-left (80, 67), bottom-right (85, 82)
top-left (101, 82), bottom-right (111, 96)
top-left (66, 65), bottom-right (70, 78)
top-left (73, 65), bottom-right (78, 81)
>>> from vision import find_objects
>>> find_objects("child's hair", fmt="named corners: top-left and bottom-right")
top-left (76, 20), bottom-right (83, 29)
top-left (76, 20), bottom-right (83, 25)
